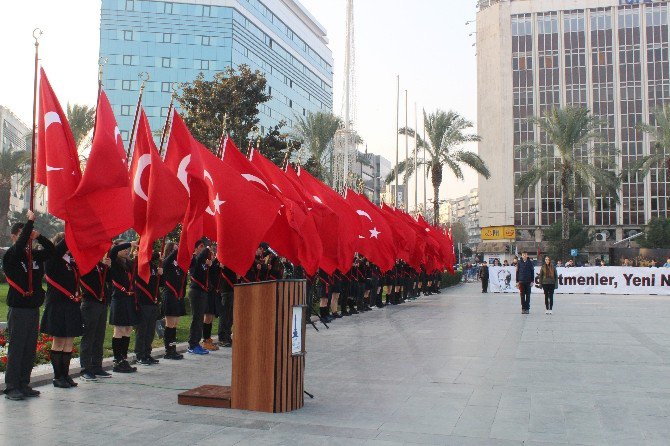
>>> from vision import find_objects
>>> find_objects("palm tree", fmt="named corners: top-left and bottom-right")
top-left (635, 104), bottom-right (670, 177)
top-left (515, 106), bottom-right (620, 251)
top-left (66, 103), bottom-right (95, 147)
top-left (0, 149), bottom-right (30, 243)
top-left (388, 109), bottom-right (489, 225)
top-left (292, 111), bottom-right (341, 180)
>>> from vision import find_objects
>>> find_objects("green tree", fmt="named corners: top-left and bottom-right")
top-left (447, 220), bottom-right (468, 247)
top-left (638, 217), bottom-right (670, 249)
top-left (291, 111), bottom-right (341, 180)
top-left (515, 106), bottom-right (620, 259)
top-left (0, 150), bottom-right (30, 243)
top-left (635, 104), bottom-right (670, 178)
top-left (387, 110), bottom-right (489, 224)
top-left (176, 65), bottom-right (270, 151)
top-left (66, 103), bottom-right (95, 147)
top-left (258, 122), bottom-right (301, 167)
top-left (544, 219), bottom-right (591, 262)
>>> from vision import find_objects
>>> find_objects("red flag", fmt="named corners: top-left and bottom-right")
top-left (36, 68), bottom-right (82, 219)
top-left (294, 166), bottom-right (360, 273)
top-left (396, 209), bottom-right (427, 270)
top-left (130, 110), bottom-right (188, 282)
top-left (163, 111), bottom-right (210, 272)
top-left (344, 189), bottom-right (396, 272)
top-left (378, 203), bottom-right (415, 263)
top-left (64, 91), bottom-right (133, 273)
top-left (250, 150), bottom-right (322, 275)
top-left (200, 146), bottom-right (281, 276)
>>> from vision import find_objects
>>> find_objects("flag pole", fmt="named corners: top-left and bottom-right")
top-left (394, 75), bottom-right (399, 208)
top-left (90, 57), bottom-right (108, 142)
top-left (29, 28), bottom-right (43, 212)
top-left (126, 71), bottom-right (150, 161)
top-left (158, 87), bottom-right (176, 158)
top-left (216, 113), bottom-right (229, 159)
top-left (413, 102), bottom-right (418, 216)
top-left (404, 89), bottom-right (409, 211)
top-left (423, 108), bottom-right (427, 219)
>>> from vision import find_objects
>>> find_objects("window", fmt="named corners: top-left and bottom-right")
top-left (290, 80), bottom-right (293, 88)
top-left (303, 108), bottom-right (306, 116)
top-left (121, 130), bottom-right (129, 141)
top-left (125, 0), bottom-right (134, 11)
top-left (122, 55), bottom-right (136, 65)
top-left (163, 2), bottom-right (173, 14)
top-left (161, 82), bottom-right (172, 92)
top-left (268, 86), bottom-right (272, 95)
top-left (162, 57), bottom-right (171, 68)
top-left (201, 35), bottom-right (210, 46)
top-left (202, 5), bottom-right (211, 16)
top-left (123, 30), bottom-right (133, 41)
top-left (122, 80), bottom-right (133, 90)
top-left (200, 60), bottom-right (210, 70)
top-left (121, 105), bottom-right (132, 116)
top-left (162, 33), bottom-right (172, 43)
top-left (289, 99), bottom-right (293, 108)
top-left (160, 107), bottom-right (170, 117)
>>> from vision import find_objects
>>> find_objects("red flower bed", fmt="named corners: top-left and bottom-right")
top-left (0, 329), bottom-right (74, 373)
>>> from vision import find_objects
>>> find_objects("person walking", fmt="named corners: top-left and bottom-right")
top-left (516, 251), bottom-right (534, 314)
top-left (479, 262), bottom-right (489, 293)
top-left (539, 256), bottom-right (557, 315)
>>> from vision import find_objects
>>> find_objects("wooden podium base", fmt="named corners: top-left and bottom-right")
top-left (178, 385), bottom-right (231, 408)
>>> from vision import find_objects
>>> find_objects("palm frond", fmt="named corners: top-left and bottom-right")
top-left (452, 151), bottom-right (491, 179)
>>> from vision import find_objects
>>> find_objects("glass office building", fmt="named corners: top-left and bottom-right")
top-left (99, 0), bottom-right (333, 142)
top-left (477, 0), bottom-right (670, 241)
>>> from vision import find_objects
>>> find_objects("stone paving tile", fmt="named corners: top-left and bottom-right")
top-left (2, 283), bottom-right (670, 445)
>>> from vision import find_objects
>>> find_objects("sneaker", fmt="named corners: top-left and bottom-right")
top-left (548, 310), bottom-right (553, 314)
top-left (217, 340), bottom-right (232, 348)
top-left (53, 378), bottom-right (72, 388)
top-left (81, 371), bottom-right (98, 382)
top-left (136, 357), bottom-right (152, 366)
top-left (187, 345), bottom-right (209, 355)
top-left (20, 386), bottom-right (40, 397)
top-left (147, 355), bottom-right (160, 364)
top-left (202, 339), bottom-right (219, 351)
top-left (545, 310), bottom-right (549, 315)
top-left (113, 360), bottom-right (137, 373)
top-left (4, 389), bottom-right (25, 401)
top-left (93, 369), bottom-right (112, 378)
top-left (331, 312), bottom-right (342, 319)
top-left (64, 375), bottom-right (78, 387)
top-left (164, 349), bottom-right (184, 360)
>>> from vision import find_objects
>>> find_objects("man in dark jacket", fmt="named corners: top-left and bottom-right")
top-left (516, 251), bottom-right (534, 314)
top-left (479, 262), bottom-right (489, 293)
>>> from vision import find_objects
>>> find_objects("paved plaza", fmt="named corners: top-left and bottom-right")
top-left (1, 283), bottom-right (670, 445)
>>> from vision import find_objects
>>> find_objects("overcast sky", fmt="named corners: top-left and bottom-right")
top-left (0, 0), bottom-right (479, 203)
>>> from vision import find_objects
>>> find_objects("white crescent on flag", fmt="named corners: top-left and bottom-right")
top-left (272, 184), bottom-right (282, 193)
top-left (203, 170), bottom-right (213, 185)
top-left (133, 154), bottom-right (151, 201)
top-left (44, 112), bottom-right (62, 130)
top-left (114, 126), bottom-right (122, 144)
top-left (356, 210), bottom-right (372, 221)
top-left (46, 166), bottom-right (64, 172)
top-left (241, 174), bottom-right (269, 191)
top-left (177, 155), bottom-right (191, 195)
top-left (313, 195), bottom-right (323, 204)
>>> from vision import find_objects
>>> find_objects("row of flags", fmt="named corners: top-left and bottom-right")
top-left (35, 68), bottom-right (456, 280)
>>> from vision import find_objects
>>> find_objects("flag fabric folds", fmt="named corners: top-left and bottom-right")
top-left (36, 68), bottom-right (82, 220)
top-left (130, 110), bottom-right (188, 282)
top-left (64, 91), bottom-right (133, 274)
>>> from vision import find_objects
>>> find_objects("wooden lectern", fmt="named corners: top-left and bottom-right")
top-left (178, 280), bottom-right (307, 413)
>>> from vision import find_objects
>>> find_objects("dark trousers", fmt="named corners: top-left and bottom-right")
top-left (135, 305), bottom-right (159, 358)
top-left (481, 279), bottom-right (489, 293)
top-left (188, 288), bottom-right (207, 348)
top-left (4, 307), bottom-right (39, 392)
top-left (217, 291), bottom-right (234, 343)
top-left (519, 282), bottom-right (532, 310)
top-left (80, 300), bottom-right (108, 371)
top-left (542, 284), bottom-right (555, 310)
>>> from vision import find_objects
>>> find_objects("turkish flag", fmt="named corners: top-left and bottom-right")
top-left (64, 91), bottom-right (133, 274)
top-left (378, 203), bottom-right (415, 264)
top-left (164, 111), bottom-right (210, 273)
top-left (200, 146), bottom-right (281, 276)
top-left (219, 138), bottom-right (304, 269)
top-left (250, 150), bottom-right (322, 275)
top-left (36, 68), bottom-right (82, 219)
top-left (396, 209), bottom-right (427, 270)
top-left (130, 110), bottom-right (188, 282)
top-left (344, 189), bottom-right (396, 272)
top-left (417, 215), bottom-right (444, 270)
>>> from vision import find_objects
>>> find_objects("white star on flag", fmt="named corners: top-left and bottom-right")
top-left (369, 227), bottom-right (381, 239)
top-left (212, 194), bottom-right (225, 214)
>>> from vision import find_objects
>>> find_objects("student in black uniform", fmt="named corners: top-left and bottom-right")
top-left (3, 211), bottom-right (55, 401)
top-left (41, 233), bottom-right (84, 388)
top-left (187, 240), bottom-right (211, 355)
top-left (329, 270), bottom-right (342, 318)
top-left (161, 242), bottom-right (185, 360)
top-left (202, 255), bottom-right (220, 352)
top-left (316, 269), bottom-right (332, 323)
top-left (216, 265), bottom-right (237, 347)
top-left (79, 254), bottom-right (112, 381)
top-left (109, 239), bottom-right (139, 373)
top-left (134, 251), bottom-right (163, 365)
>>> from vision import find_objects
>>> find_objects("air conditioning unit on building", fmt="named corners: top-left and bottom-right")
top-left (626, 229), bottom-right (640, 239)
top-left (595, 231), bottom-right (609, 242)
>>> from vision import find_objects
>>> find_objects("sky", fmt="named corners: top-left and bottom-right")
top-left (0, 0), bottom-right (480, 204)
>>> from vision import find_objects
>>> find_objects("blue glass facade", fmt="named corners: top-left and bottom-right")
top-left (99, 0), bottom-right (333, 142)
